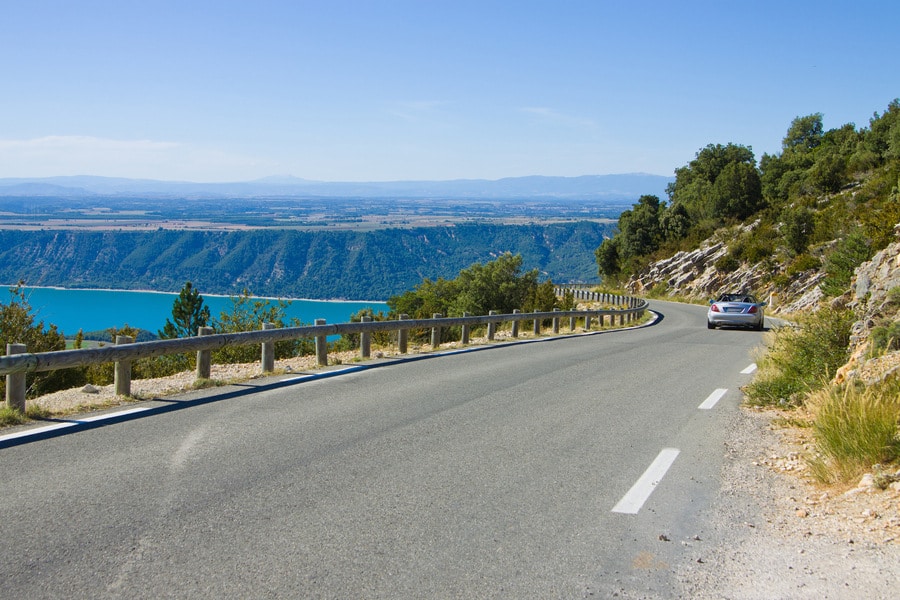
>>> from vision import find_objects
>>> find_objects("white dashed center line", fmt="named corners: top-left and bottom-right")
top-left (698, 388), bottom-right (728, 410)
top-left (612, 448), bottom-right (680, 514)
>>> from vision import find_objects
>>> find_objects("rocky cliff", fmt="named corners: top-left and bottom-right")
top-left (837, 226), bottom-right (900, 382)
top-left (625, 220), bottom-right (900, 382)
top-left (625, 226), bottom-right (824, 314)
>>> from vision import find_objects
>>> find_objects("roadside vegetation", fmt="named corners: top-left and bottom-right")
top-left (599, 98), bottom-right (900, 486)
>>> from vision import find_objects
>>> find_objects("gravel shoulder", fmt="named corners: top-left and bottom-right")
top-left (682, 405), bottom-right (900, 599)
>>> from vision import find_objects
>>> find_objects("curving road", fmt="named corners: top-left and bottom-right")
top-left (0, 301), bottom-right (767, 598)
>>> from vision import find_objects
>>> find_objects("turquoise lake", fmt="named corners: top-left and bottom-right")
top-left (9, 287), bottom-right (389, 336)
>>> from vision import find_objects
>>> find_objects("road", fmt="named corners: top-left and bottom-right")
top-left (0, 301), bottom-right (766, 598)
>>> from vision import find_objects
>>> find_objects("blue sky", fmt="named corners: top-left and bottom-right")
top-left (1, 1), bottom-right (897, 183)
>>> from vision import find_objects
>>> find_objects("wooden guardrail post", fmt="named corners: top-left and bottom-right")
top-left (315, 319), bottom-right (328, 366)
top-left (196, 326), bottom-right (214, 380)
top-left (569, 314), bottom-right (576, 331)
top-left (261, 322), bottom-right (275, 373)
top-left (5, 343), bottom-right (26, 412)
top-left (431, 313), bottom-right (442, 349)
top-left (487, 310), bottom-right (497, 341)
top-left (461, 312), bottom-right (470, 345)
top-left (533, 313), bottom-right (541, 336)
top-left (511, 309), bottom-right (520, 338)
top-left (360, 316), bottom-right (372, 358)
top-left (398, 314), bottom-right (408, 354)
top-left (552, 308), bottom-right (560, 334)
top-left (114, 335), bottom-right (134, 396)
top-left (584, 313), bottom-right (591, 331)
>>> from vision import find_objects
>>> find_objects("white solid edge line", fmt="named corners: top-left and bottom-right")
top-left (0, 405), bottom-right (157, 443)
top-left (612, 448), bottom-right (680, 515)
top-left (698, 388), bottom-right (728, 410)
top-left (741, 363), bottom-right (758, 374)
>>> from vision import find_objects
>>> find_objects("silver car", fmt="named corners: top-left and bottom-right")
top-left (707, 293), bottom-right (765, 330)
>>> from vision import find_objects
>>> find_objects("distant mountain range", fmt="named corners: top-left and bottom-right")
top-left (0, 173), bottom-right (672, 201)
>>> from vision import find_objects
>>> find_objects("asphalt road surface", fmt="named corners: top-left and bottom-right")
top-left (0, 301), bottom-right (767, 598)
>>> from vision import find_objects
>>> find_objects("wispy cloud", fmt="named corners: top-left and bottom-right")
top-left (519, 107), bottom-right (596, 129)
top-left (387, 100), bottom-right (451, 124)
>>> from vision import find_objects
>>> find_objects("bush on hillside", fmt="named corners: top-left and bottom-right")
top-left (820, 230), bottom-right (872, 298)
top-left (745, 306), bottom-right (855, 407)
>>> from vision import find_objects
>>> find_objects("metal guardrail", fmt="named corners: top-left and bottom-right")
top-left (3, 291), bottom-right (648, 410)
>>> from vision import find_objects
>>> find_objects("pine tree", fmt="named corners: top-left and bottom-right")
top-left (159, 282), bottom-right (210, 338)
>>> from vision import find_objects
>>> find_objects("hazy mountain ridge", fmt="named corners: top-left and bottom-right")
top-left (0, 173), bottom-right (672, 200)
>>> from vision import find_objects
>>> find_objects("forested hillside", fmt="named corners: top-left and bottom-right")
top-left (597, 99), bottom-right (900, 305)
top-left (0, 221), bottom-right (612, 299)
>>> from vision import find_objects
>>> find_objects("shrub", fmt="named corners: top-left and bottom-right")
top-left (820, 230), bottom-right (872, 297)
top-left (0, 406), bottom-right (28, 427)
top-left (786, 253), bottom-right (821, 277)
top-left (715, 253), bottom-right (740, 272)
top-left (870, 321), bottom-right (900, 355)
top-left (807, 379), bottom-right (900, 484)
top-left (335, 307), bottom-right (393, 351)
top-left (745, 306), bottom-right (854, 406)
top-left (211, 291), bottom-right (311, 364)
top-left (0, 285), bottom-right (86, 397)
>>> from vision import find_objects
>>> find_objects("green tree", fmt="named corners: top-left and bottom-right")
top-left (159, 281), bottom-right (210, 339)
top-left (595, 237), bottom-right (621, 280)
top-left (861, 99), bottom-right (900, 164)
top-left (659, 202), bottom-right (691, 242)
top-left (386, 253), bottom-right (548, 343)
top-left (783, 113), bottom-right (824, 152)
top-left (617, 194), bottom-right (664, 258)
top-left (710, 161), bottom-right (764, 220)
top-left (668, 143), bottom-right (758, 222)
top-left (448, 252), bottom-right (538, 316)
top-left (0, 284), bottom-right (84, 399)
top-left (781, 205), bottom-right (815, 256)
top-left (211, 290), bottom-right (310, 363)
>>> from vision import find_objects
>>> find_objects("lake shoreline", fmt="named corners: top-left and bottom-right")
top-left (3, 283), bottom-right (389, 305)
top-left (3, 286), bottom-right (389, 335)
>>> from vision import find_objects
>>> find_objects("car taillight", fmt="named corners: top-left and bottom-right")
top-left (711, 304), bottom-right (720, 312)
top-left (748, 305), bottom-right (758, 313)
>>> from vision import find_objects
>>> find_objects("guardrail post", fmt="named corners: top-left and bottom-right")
top-left (360, 316), bottom-right (372, 358)
top-left (569, 314), bottom-right (576, 331)
top-left (114, 335), bottom-right (134, 396)
top-left (461, 312), bottom-right (470, 345)
top-left (487, 310), bottom-right (497, 341)
top-left (196, 326), bottom-right (214, 380)
top-left (552, 308), bottom-right (560, 334)
top-left (261, 322), bottom-right (275, 373)
top-left (315, 319), bottom-right (328, 366)
top-left (584, 314), bottom-right (591, 331)
top-left (533, 313), bottom-right (541, 336)
top-left (398, 314), bottom-right (408, 354)
top-left (5, 343), bottom-right (26, 412)
top-left (511, 309), bottom-right (520, 338)
top-left (431, 313), bottom-right (442, 349)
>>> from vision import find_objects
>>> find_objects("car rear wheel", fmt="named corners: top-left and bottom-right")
top-left (707, 320), bottom-right (716, 329)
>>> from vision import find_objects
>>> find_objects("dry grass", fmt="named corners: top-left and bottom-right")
top-left (806, 378), bottom-right (900, 484)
